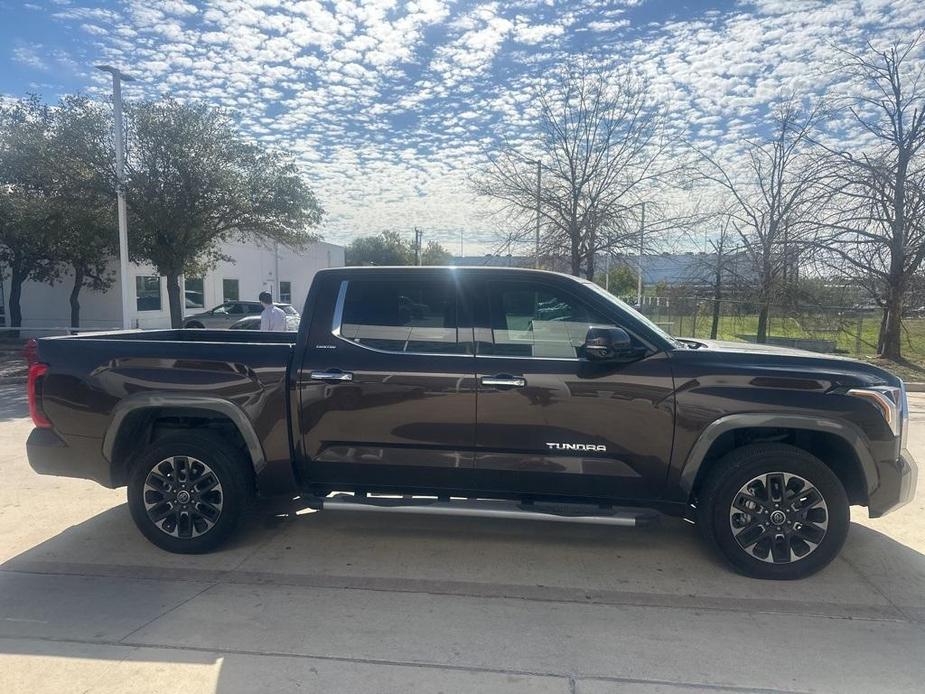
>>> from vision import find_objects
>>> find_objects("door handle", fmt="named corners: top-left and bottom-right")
top-left (481, 375), bottom-right (526, 388)
top-left (310, 370), bottom-right (353, 382)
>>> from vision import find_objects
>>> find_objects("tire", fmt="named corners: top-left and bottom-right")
top-left (127, 431), bottom-right (252, 553)
top-left (697, 443), bottom-right (850, 580)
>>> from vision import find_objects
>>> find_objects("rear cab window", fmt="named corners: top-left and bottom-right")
top-left (334, 277), bottom-right (468, 355)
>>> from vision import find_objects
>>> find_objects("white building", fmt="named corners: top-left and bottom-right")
top-left (3, 240), bottom-right (344, 332)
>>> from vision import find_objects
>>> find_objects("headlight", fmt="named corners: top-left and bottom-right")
top-left (847, 384), bottom-right (906, 438)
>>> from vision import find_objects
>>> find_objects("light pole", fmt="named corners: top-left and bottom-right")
top-left (96, 65), bottom-right (135, 330)
top-left (637, 201), bottom-right (645, 308)
top-left (526, 159), bottom-right (541, 269)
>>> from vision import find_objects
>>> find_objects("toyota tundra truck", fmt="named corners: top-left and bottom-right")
top-left (25, 267), bottom-right (918, 579)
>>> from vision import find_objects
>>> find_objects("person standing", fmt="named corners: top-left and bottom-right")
top-left (259, 291), bottom-right (287, 331)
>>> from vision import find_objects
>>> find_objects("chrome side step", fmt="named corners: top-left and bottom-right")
top-left (316, 494), bottom-right (659, 527)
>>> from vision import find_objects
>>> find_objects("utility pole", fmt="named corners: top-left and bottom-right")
top-left (636, 201), bottom-right (645, 307)
top-left (534, 160), bottom-right (541, 269)
top-left (96, 65), bottom-right (135, 330)
top-left (413, 227), bottom-right (423, 266)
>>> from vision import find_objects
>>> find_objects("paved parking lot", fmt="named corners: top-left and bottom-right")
top-left (0, 382), bottom-right (923, 693)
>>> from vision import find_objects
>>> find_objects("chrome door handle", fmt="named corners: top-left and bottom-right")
top-left (481, 375), bottom-right (526, 388)
top-left (310, 370), bottom-right (353, 382)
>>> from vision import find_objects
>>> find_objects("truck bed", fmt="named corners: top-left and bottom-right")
top-left (31, 328), bottom-right (298, 491)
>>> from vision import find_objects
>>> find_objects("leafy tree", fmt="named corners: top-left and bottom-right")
top-left (0, 96), bottom-right (61, 330)
top-left (345, 230), bottom-right (413, 265)
top-left (421, 240), bottom-right (451, 265)
top-left (124, 99), bottom-right (323, 327)
top-left (345, 232), bottom-right (452, 266)
top-left (595, 264), bottom-right (637, 296)
top-left (48, 95), bottom-right (117, 328)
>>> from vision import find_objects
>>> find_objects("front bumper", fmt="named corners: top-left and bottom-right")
top-left (868, 450), bottom-right (918, 518)
top-left (26, 428), bottom-right (115, 487)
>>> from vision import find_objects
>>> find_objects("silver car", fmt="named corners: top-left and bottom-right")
top-left (183, 301), bottom-right (299, 330)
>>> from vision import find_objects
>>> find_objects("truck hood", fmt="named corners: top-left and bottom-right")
top-left (673, 339), bottom-right (900, 388)
top-left (683, 339), bottom-right (850, 358)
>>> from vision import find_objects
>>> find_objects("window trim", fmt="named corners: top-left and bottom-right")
top-left (330, 279), bottom-right (472, 358)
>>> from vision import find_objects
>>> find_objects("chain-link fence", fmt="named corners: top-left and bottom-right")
top-left (622, 296), bottom-right (925, 359)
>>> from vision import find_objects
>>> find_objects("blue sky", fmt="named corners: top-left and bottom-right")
top-left (2, 0), bottom-right (924, 253)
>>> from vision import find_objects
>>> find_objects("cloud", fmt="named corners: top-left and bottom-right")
top-left (5, 0), bottom-right (924, 254)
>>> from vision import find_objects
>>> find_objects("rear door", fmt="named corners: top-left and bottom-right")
top-left (296, 271), bottom-right (478, 493)
top-left (470, 276), bottom-right (675, 501)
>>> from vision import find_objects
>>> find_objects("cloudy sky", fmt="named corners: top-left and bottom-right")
top-left (2, 0), bottom-right (924, 254)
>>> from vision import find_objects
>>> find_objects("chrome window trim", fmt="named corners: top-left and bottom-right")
top-left (331, 280), bottom-right (348, 337)
top-left (329, 278), bottom-right (473, 359)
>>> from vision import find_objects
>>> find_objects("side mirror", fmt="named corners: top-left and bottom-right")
top-left (582, 326), bottom-right (641, 362)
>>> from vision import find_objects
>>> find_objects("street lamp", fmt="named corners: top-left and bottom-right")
top-left (96, 65), bottom-right (135, 330)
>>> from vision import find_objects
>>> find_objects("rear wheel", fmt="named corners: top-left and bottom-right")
top-left (127, 431), bottom-right (251, 553)
top-left (697, 443), bottom-right (850, 580)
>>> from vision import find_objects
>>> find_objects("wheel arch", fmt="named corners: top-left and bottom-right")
top-left (103, 393), bottom-right (266, 488)
top-left (681, 414), bottom-right (876, 507)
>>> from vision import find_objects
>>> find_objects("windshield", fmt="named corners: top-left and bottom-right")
top-left (579, 280), bottom-right (683, 349)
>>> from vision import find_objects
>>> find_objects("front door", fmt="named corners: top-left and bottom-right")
top-left (471, 278), bottom-right (675, 501)
top-left (297, 271), bottom-right (478, 493)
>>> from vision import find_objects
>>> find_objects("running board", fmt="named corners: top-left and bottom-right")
top-left (315, 494), bottom-right (659, 527)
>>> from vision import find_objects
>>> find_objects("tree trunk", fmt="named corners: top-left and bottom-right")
top-left (879, 290), bottom-right (903, 360)
top-left (570, 234), bottom-right (582, 277)
top-left (710, 297), bottom-right (721, 340)
top-left (756, 302), bottom-right (770, 344)
top-left (8, 267), bottom-right (24, 337)
top-left (166, 272), bottom-right (183, 329)
top-left (69, 267), bottom-right (84, 330)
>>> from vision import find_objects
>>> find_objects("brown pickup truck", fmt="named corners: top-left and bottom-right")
top-left (26, 266), bottom-right (917, 579)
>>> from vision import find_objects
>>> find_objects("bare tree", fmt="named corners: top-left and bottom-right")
top-left (811, 35), bottom-right (925, 359)
top-left (696, 97), bottom-right (828, 342)
top-left (473, 60), bottom-right (669, 278)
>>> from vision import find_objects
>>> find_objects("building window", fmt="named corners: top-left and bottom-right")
top-left (135, 276), bottom-right (161, 312)
top-left (223, 279), bottom-right (239, 302)
top-left (184, 277), bottom-right (204, 309)
top-left (279, 281), bottom-right (292, 304)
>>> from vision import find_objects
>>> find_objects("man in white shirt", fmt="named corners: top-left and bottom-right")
top-left (259, 291), bottom-right (287, 331)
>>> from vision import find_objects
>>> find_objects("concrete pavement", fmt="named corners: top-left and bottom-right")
top-left (0, 383), bottom-right (923, 692)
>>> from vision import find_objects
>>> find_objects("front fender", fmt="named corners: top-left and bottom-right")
top-left (678, 413), bottom-right (879, 498)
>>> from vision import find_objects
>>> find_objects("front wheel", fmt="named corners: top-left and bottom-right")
top-left (127, 431), bottom-right (251, 553)
top-left (697, 443), bottom-right (850, 580)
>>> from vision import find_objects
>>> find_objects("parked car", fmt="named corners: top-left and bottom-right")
top-left (25, 267), bottom-right (917, 579)
top-left (228, 314), bottom-right (300, 331)
top-left (183, 301), bottom-right (299, 330)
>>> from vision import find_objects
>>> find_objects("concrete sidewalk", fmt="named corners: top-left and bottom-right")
top-left (0, 384), bottom-right (923, 693)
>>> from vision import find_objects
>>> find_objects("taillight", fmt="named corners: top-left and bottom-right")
top-left (27, 362), bottom-right (51, 428)
top-left (23, 338), bottom-right (38, 366)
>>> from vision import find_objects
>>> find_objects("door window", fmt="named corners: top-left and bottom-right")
top-left (338, 279), bottom-right (465, 354)
top-left (279, 281), bottom-right (292, 303)
top-left (484, 281), bottom-right (617, 358)
top-left (226, 303), bottom-right (245, 315)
